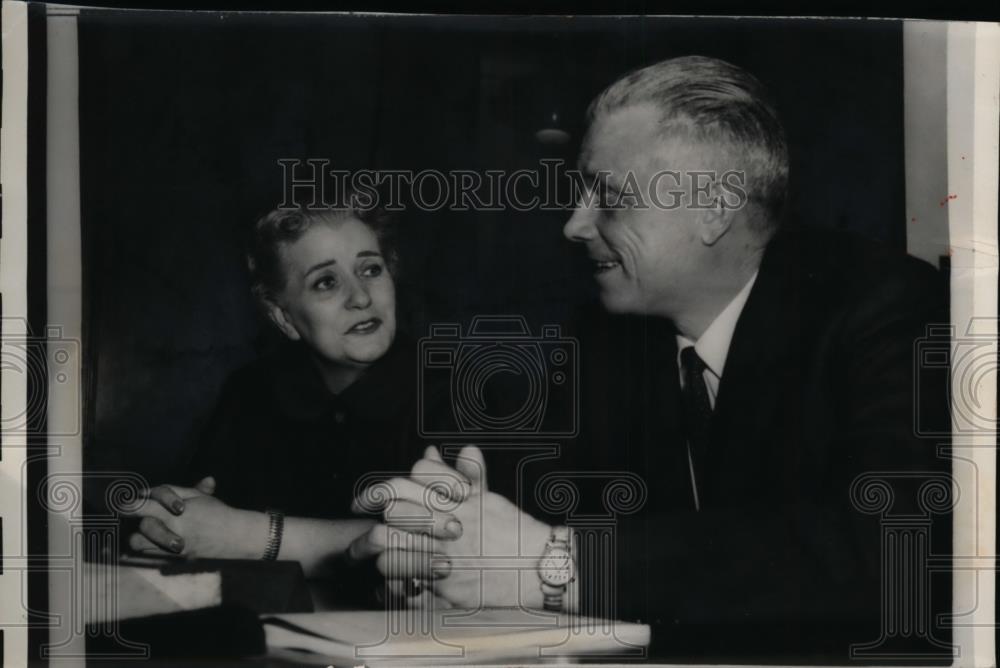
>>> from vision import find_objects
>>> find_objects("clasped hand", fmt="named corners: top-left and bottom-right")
top-left (119, 445), bottom-right (553, 611)
top-left (348, 445), bottom-right (551, 610)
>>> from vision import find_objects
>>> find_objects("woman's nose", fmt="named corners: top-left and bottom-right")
top-left (563, 202), bottom-right (597, 242)
top-left (346, 281), bottom-right (373, 309)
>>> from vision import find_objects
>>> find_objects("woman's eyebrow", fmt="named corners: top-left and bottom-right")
top-left (303, 258), bottom-right (336, 277)
top-left (357, 250), bottom-right (382, 258)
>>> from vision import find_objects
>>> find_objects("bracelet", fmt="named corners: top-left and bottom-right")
top-left (262, 508), bottom-right (285, 561)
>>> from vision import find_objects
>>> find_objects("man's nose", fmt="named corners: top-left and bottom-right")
top-left (563, 203), bottom-right (597, 242)
top-left (346, 280), bottom-right (373, 309)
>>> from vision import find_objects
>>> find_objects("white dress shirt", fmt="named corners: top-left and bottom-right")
top-left (675, 271), bottom-right (759, 409)
top-left (674, 272), bottom-right (758, 509)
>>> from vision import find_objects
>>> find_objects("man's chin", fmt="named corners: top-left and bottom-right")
top-left (599, 291), bottom-right (634, 314)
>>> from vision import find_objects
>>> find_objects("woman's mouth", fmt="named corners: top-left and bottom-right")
top-left (346, 318), bottom-right (382, 335)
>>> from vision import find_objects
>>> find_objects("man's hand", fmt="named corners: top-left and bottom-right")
top-left (349, 446), bottom-right (551, 609)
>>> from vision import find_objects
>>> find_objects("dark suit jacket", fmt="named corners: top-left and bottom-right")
top-left (568, 225), bottom-right (951, 662)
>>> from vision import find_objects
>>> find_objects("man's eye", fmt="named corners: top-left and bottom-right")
top-left (313, 276), bottom-right (337, 290)
top-left (601, 185), bottom-right (623, 209)
top-left (592, 181), bottom-right (614, 209)
top-left (360, 263), bottom-right (383, 278)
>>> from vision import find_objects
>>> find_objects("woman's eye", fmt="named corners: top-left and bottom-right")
top-left (360, 263), bottom-right (383, 278)
top-left (313, 275), bottom-right (337, 291)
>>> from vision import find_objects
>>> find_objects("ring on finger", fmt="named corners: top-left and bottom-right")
top-left (405, 577), bottom-right (427, 597)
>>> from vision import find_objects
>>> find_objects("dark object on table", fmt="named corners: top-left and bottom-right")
top-left (86, 559), bottom-right (311, 661)
top-left (87, 603), bottom-right (266, 660)
top-left (159, 558), bottom-right (313, 615)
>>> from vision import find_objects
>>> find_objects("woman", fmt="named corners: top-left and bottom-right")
top-left (124, 203), bottom-right (439, 577)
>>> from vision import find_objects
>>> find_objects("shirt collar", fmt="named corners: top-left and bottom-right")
top-left (675, 271), bottom-right (759, 379)
top-left (272, 337), bottom-right (414, 422)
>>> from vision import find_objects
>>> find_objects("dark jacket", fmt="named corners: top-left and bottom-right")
top-left (569, 225), bottom-right (952, 662)
top-left (187, 337), bottom-right (428, 519)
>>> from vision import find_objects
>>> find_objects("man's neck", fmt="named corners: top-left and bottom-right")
top-left (672, 255), bottom-right (762, 341)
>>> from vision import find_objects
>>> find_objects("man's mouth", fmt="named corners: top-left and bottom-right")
top-left (346, 318), bottom-right (381, 335)
top-left (592, 258), bottom-right (622, 275)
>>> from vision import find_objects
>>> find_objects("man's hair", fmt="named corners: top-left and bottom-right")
top-left (246, 202), bottom-right (398, 305)
top-left (588, 55), bottom-right (789, 234)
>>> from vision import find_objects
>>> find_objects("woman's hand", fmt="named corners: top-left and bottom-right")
top-left (349, 446), bottom-right (551, 609)
top-left (122, 477), bottom-right (269, 559)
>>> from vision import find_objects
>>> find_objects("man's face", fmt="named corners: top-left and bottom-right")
top-left (563, 104), bottom-right (710, 317)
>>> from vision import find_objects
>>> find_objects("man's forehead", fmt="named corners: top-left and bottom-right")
top-left (581, 104), bottom-right (674, 172)
top-left (580, 104), bottom-right (725, 176)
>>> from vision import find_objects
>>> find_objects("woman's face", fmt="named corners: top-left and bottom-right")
top-left (269, 217), bottom-right (397, 370)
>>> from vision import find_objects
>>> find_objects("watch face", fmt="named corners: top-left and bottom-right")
top-left (539, 547), bottom-right (574, 585)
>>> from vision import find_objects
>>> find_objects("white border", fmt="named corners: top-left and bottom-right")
top-left (46, 9), bottom-right (85, 663)
top-left (1, 2), bottom-right (31, 667)
top-left (945, 20), bottom-right (999, 668)
top-left (0, 10), bottom-right (995, 668)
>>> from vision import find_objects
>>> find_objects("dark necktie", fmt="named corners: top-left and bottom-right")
top-left (679, 346), bottom-right (713, 508)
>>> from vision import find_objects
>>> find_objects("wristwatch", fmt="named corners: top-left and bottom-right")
top-left (537, 526), bottom-right (576, 611)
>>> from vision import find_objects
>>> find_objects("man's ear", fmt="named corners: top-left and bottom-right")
top-left (698, 181), bottom-right (735, 246)
top-left (265, 299), bottom-right (301, 341)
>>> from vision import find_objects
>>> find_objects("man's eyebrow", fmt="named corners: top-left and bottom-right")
top-left (595, 173), bottom-right (624, 192)
top-left (577, 167), bottom-right (603, 183)
top-left (577, 166), bottom-right (622, 192)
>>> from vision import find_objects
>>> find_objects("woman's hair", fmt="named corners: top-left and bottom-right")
top-left (246, 203), bottom-right (399, 305)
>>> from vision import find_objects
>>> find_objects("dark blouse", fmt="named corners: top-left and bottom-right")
top-left (187, 337), bottom-right (429, 519)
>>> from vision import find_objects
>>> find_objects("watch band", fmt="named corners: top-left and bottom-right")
top-left (262, 508), bottom-right (285, 561)
top-left (549, 525), bottom-right (571, 546)
top-left (542, 583), bottom-right (566, 611)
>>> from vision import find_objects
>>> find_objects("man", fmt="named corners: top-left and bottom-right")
top-left (351, 55), bottom-right (951, 662)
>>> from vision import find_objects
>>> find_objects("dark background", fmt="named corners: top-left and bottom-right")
top-left (79, 13), bottom-right (906, 482)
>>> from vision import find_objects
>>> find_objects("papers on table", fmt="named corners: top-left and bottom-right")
top-left (262, 607), bottom-right (650, 666)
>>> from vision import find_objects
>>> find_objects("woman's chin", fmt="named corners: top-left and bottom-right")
top-left (342, 334), bottom-right (393, 365)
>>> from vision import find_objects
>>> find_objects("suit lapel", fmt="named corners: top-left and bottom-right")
top-left (633, 316), bottom-right (697, 510)
top-left (602, 313), bottom-right (689, 510)
top-left (704, 229), bottom-right (801, 502)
